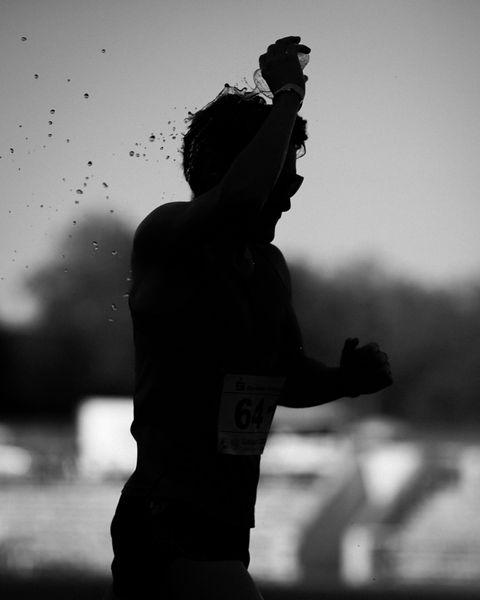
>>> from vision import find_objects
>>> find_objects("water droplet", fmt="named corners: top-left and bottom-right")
top-left (166, 155), bottom-right (170, 160)
top-left (74, 200), bottom-right (80, 204)
top-left (135, 153), bottom-right (140, 157)
top-left (76, 189), bottom-right (83, 194)
top-left (92, 241), bottom-right (99, 251)
top-left (109, 209), bottom-right (115, 214)
top-left (111, 250), bottom-right (118, 256)
top-left (73, 220), bottom-right (77, 225)
top-left (48, 121), bottom-right (53, 126)
top-left (87, 161), bottom-right (93, 167)
top-left (66, 139), bottom-right (70, 143)
top-left (108, 318), bottom-right (114, 323)
top-left (48, 133), bottom-right (52, 138)
top-left (67, 78), bottom-right (71, 83)
top-left (34, 74), bottom-right (39, 79)
top-left (102, 182), bottom-right (108, 188)
top-left (84, 93), bottom-right (90, 99)
top-left (50, 109), bottom-right (55, 115)
top-left (111, 303), bottom-right (118, 311)
top-left (21, 36), bottom-right (27, 42)
top-left (10, 148), bottom-right (14, 154)
top-left (149, 134), bottom-right (156, 142)
top-left (129, 150), bottom-right (135, 157)
top-left (101, 48), bottom-right (106, 53)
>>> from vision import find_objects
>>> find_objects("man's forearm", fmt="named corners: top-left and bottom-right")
top-left (218, 92), bottom-right (302, 211)
top-left (280, 356), bottom-right (347, 408)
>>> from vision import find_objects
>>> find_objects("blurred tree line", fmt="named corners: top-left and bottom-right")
top-left (0, 212), bottom-right (479, 424)
top-left (0, 214), bottom-right (134, 419)
top-left (291, 260), bottom-right (480, 423)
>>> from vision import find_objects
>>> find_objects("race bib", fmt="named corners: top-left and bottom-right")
top-left (217, 374), bottom-right (286, 455)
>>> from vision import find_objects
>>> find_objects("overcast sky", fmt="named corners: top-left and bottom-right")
top-left (2, 0), bottom-right (480, 323)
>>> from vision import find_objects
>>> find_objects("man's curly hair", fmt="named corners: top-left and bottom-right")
top-left (181, 85), bottom-right (308, 198)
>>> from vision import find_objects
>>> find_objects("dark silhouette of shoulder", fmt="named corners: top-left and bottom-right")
top-left (132, 183), bottom-right (235, 260)
top-left (133, 201), bottom-right (186, 256)
top-left (256, 243), bottom-right (292, 298)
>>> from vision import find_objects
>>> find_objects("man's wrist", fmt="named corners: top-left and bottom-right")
top-left (338, 367), bottom-right (361, 398)
top-left (274, 83), bottom-right (305, 101)
top-left (272, 88), bottom-right (303, 109)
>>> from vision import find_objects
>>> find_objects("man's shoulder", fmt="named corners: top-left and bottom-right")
top-left (133, 202), bottom-right (189, 252)
top-left (260, 243), bottom-right (288, 269)
top-left (256, 243), bottom-right (291, 292)
top-left (135, 202), bottom-right (188, 236)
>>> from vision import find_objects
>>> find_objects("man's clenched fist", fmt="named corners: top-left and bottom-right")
top-left (340, 337), bottom-right (393, 397)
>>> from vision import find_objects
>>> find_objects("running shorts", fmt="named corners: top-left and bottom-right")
top-left (110, 493), bottom-right (251, 598)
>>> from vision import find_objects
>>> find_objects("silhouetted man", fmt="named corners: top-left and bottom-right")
top-left (106, 36), bottom-right (393, 600)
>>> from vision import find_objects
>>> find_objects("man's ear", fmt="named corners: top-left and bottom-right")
top-left (196, 152), bottom-right (224, 189)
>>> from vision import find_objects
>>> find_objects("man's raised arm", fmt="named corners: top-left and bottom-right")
top-left (168, 37), bottom-right (310, 244)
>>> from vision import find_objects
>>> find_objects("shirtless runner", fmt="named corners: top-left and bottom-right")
top-left (105, 36), bottom-right (393, 600)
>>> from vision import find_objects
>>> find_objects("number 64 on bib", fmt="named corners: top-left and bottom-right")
top-left (217, 374), bottom-right (286, 455)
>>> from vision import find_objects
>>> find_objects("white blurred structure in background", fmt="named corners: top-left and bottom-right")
top-left (76, 397), bottom-right (135, 479)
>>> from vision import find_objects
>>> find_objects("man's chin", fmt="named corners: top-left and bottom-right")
top-left (251, 227), bottom-right (275, 244)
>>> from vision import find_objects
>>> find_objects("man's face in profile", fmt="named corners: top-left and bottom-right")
top-left (252, 146), bottom-right (304, 244)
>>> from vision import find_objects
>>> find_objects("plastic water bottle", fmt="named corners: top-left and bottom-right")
top-left (253, 52), bottom-right (310, 98)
